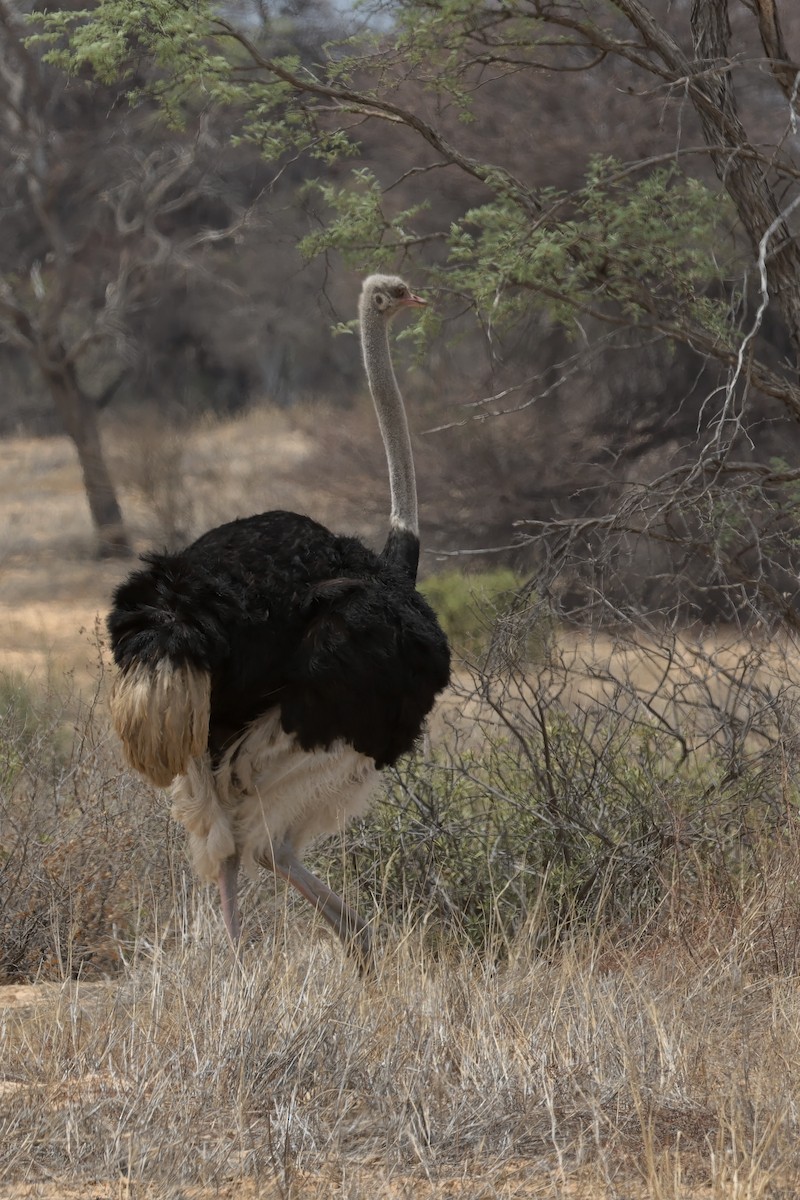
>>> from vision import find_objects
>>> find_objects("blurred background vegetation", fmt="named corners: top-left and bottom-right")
top-left (0, 0), bottom-right (796, 621)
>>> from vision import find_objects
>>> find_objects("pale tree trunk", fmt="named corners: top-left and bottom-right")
top-left (41, 357), bottom-right (131, 559)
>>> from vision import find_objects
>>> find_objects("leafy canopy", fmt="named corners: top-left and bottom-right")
top-left (32, 1), bottom-right (732, 348)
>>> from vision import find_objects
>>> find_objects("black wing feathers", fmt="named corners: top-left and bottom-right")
top-left (107, 510), bottom-right (451, 770)
top-left (281, 575), bottom-right (450, 768)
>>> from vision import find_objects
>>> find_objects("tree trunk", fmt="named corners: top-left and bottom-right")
top-left (690, 0), bottom-right (800, 366)
top-left (612, 0), bottom-right (800, 367)
top-left (42, 357), bottom-right (131, 559)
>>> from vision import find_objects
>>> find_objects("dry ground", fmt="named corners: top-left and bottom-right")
top-left (4, 423), bottom-right (800, 1197)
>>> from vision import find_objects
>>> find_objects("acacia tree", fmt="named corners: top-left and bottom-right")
top-left (39, 0), bottom-right (800, 620)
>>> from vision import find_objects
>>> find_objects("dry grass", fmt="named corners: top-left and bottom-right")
top-left (2, 657), bottom-right (800, 1198)
top-left (2, 903), bottom-right (800, 1198)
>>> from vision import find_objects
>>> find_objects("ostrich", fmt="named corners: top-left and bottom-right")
top-left (107, 275), bottom-right (451, 967)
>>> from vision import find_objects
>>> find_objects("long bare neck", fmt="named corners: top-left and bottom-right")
top-left (359, 298), bottom-right (418, 537)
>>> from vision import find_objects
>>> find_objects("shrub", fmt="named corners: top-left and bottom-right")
top-left (419, 568), bottom-right (549, 664)
top-left (322, 643), bottom-right (800, 958)
top-left (5, 628), bottom-right (800, 980)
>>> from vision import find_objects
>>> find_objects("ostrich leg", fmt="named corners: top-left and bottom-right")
top-left (270, 847), bottom-right (373, 972)
top-left (218, 854), bottom-right (241, 946)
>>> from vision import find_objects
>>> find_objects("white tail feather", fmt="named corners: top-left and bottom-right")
top-left (110, 660), bottom-right (211, 786)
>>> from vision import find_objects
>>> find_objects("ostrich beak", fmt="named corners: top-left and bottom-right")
top-left (400, 291), bottom-right (427, 308)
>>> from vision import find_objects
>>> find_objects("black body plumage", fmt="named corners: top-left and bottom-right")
top-left (108, 510), bottom-right (450, 770)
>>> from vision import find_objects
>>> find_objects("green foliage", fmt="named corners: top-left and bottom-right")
top-left (31, 3), bottom-right (338, 158)
top-left (40, 1), bottom-right (211, 82)
top-left (428, 159), bottom-right (732, 338)
top-left (299, 169), bottom-right (431, 267)
top-left (307, 144), bottom-right (727, 347)
top-left (31, 2), bottom-right (736, 353)
top-left (419, 568), bottom-right (535, 661)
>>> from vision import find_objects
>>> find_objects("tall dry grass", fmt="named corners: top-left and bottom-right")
top-left (2, 894), bottom-right (800, 1198)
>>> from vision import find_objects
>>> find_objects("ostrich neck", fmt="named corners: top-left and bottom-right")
top-left (359, 304), bottom-right (418, 537)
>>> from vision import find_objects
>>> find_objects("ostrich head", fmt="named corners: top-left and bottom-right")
top-left (361, 275), bottom-right (427, 320)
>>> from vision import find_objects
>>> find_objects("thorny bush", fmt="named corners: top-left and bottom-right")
top-left (4, 615), bottom-right (800, 981)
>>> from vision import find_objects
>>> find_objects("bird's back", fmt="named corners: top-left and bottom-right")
top-left (109, 510), bottom-right (450, 773)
